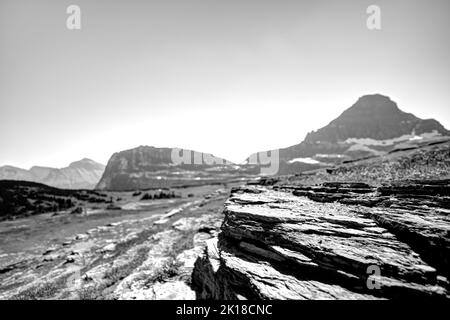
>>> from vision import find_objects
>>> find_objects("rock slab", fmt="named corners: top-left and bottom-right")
top-left (192, 182), bottom-right (450, 300)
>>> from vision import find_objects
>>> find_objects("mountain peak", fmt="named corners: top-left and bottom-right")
top-left (302, 94), bottom-right (449, 143)
top-left (276, 94), bottom-right (450, 171)
top-left (357, 93), bottom-right (393, 103)
top-left (68, 158), bottom-right (105, 170)
top-left (342, 94), bottom-right (402, 117)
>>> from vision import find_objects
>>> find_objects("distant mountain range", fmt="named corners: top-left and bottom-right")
top-left (2, 94), bottom-right (449, 191)
top-left (96, 94), bottom-right (449, 190)
top-left (248, 94), bottom-right (450, 174)
top-left (0, 158), bottom-right (105, 189)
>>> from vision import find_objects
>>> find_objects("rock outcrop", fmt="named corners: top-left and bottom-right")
top-left (192, 181), bottom-right (450, 299)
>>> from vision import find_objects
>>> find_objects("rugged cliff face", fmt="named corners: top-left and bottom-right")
top-left (96, 146), bottom-right (250, 191)
top-left (192, 181), bottom-right (450, 299)
top-left (0, 159), bottom-right (105, 189)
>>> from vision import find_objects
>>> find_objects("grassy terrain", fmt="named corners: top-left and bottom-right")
top-left (280, 140), bottom-right (450, 186)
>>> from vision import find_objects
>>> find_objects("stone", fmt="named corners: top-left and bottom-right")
top-left (43, 247), bottom-right (58, 255)
top-left (192, 183), bottom-right (450, 300)
top-left (101, 244), bottom-right (117, 253)
top-left (74, 234), bottom-right (89, 241)
top-left (43, 254), bottom-right (59, 262)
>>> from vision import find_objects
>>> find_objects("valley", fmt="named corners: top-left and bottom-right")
top-left (0, 183), bottom-right (237, 299)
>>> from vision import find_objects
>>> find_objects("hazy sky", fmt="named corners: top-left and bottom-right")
top-left (1, 0), bottom-right (449, 168)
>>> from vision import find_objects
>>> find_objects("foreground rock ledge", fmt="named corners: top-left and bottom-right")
top-left (192, 182), bottom-right (450, 299)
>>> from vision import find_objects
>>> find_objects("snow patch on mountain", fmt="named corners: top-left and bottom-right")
top-left (344, 130), bottom-right (441, 147)
top-left (288, 157), bottom-right (321, 165)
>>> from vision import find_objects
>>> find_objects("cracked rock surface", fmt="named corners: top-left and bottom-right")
top-left (192, 181), bottom-right (450, 300)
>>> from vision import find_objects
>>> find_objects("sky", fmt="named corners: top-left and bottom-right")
top-left (1, 0), bottom-right (449, 168)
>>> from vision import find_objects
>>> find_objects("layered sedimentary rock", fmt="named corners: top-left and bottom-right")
top-left (192, 181), bottom-right (450, 299)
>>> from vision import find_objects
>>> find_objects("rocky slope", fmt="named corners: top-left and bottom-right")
top-left (96, 146), bottom-right (253, 191)
top-left (0, 159), bottom-right (105, 189)
top-left (192, 181), bottom-right (450, 299)
top-left (247, 94), bottom-right (450, 175)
